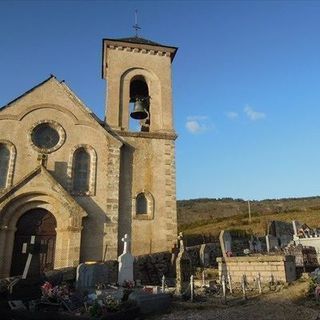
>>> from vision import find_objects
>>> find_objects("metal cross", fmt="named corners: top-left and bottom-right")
top-left (133, 10), bottom-right (141, 37)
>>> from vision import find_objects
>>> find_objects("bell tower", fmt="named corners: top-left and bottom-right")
top-left (102, 36), bottom-right (178, 255)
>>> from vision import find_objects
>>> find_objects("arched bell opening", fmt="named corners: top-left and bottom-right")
top-left (129, 76), bottom-right (150, 132)
top-left (10, 208), bottom-right (57, 276)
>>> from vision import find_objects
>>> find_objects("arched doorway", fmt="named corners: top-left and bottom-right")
top-left (10, 208), bottom-right (57, 276)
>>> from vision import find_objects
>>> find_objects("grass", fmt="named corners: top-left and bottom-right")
top-left (179, 209), bottom-right (320, 238)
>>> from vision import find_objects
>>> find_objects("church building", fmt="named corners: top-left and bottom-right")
top-left (0, 36), bottom-right (178, 278)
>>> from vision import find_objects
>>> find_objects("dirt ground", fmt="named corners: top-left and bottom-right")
top-left (150, 281), bottom-right (320, 320)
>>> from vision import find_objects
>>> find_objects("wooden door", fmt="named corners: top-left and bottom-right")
top-left (10, 208), bottom-right (57, 276)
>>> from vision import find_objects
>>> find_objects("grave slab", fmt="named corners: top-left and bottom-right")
top-left (128, 291), bottom-right (171, 314)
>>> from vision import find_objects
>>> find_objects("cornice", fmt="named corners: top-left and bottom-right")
top-left (114, 130), bottom-right (177, 141)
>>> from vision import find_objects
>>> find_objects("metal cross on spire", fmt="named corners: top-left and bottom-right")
top-left (133, 10), bottom-right (141, 37)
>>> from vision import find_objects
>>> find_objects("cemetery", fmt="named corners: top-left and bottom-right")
top-left (0, 221), bottom-right (319, 320)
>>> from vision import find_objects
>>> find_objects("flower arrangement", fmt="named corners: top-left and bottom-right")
top-left (41, 281), bottom-right (72, 302)
top-left (122, 280), bottom-right (135, 289)
top-left (88, 301), bottom-right (104, 318)
top-left (104, 295), bottom-right (120, 312)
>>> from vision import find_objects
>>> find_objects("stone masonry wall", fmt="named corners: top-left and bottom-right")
top-left (217, 255), bottom-right (296, 284)
top-left (134, 251), bottom-right (173, 285)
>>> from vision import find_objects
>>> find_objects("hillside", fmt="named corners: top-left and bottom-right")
top-left (177, 196), bottom-right (320, 243)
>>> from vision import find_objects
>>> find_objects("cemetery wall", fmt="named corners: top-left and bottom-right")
top-left (217, 255), bottom-right (296, 283)
top-left (186, 242), bottom-right (221, 267)
top-left (293, 237), bottom-right (320, 252)
top-left (293, 238), bottom-right (320, 264)
top-left (284, 244), bottom-right (319, 268)
top-left (134, 252), bottom-right (173, 285)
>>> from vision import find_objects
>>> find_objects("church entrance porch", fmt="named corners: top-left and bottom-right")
top-left (10, 208), bottom-right (56, 277)
top-left (0, 166), bottom-right (88, 278)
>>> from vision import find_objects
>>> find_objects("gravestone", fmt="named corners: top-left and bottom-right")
top-left (249, 236), bottom-right (262, 253)
top-left (76, 262), bottom-right (110, 291)
top-left (255, 238), bottom-right (262, 252)
top-left (118, 234), bottom-right (134, 285)
top-left (199, 243), bottom-right (217, 267)
top-left (175, 233), bottom-right (192, 294)
top-left (199, 244), bottom-right (210, 267)
top-left (171, 243), bottom-right (179, 267)
top-left (269, 220), bottom-right (294, 247)
top-left (285, 244), bottom-right (318, 269)
top-left (279, 234), bottom-right (293, 247)
top-left (292, 220), bottom-right (303, 236)
top-left (219, 230), bottom-right (232, 258)
top-left (266, 234), bottom-right (279, 252)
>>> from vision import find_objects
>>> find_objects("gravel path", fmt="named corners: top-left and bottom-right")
top-left (150, 282), bottom-right (320, 320)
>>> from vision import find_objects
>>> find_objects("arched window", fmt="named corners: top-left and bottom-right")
top-left (0, 144), bottom-right (10, 188)
top-left (72, 148), bottom-right (90, 192)
top-left (133, 191), bottom-right (154, 220)
top-left (136, 193), bottom-right (148, 215)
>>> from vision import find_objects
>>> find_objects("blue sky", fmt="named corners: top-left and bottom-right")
top-left (1, 0), bottom-right (320, 200)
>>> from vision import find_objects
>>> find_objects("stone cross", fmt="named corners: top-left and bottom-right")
top-left (175, 238), bottom-right (192, 294)
top-left (121, 234), bottom-right (130, 254)
top-left (118, 233), bottom-right (134, 285)
top-left (177, 232), bottom-right (184, 251)
top-left (37, 153), bottom-right (48, 167)
top-left (219, 230), bottom-right (232, 258)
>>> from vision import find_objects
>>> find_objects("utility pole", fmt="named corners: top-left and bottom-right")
top-left (248, 200), bottom-right (252, 224)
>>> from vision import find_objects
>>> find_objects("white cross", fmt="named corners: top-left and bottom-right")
top-left (121, 234), bottom-right (130, 254)
top-left (22, 235), bottom-right (35, 279)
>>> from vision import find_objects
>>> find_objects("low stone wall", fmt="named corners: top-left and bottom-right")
top-left (293, 237), bottom-right (320, 264)
top-left (186, 242), bottom-right (221, 268)
top-left (284, 244), bottom-right (319, 268)
top-left (134, 252), bottom-right (173, 285)
top-left (217, 255), bottom-right (296, 283)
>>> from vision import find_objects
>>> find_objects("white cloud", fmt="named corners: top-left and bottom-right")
top-left (186, 120), bottom-right (202, 133)
top-left (185, 115), bottom-right (214, 134)
top-left (244, 105), bottom-right (266, 121)
top-left (187, 115), bottom-right (209, 121)
top-left (226, 111), bottom-right (238, 119)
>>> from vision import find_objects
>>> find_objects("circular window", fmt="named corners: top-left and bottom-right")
top-left (30, 121), bottom-right (65, 153)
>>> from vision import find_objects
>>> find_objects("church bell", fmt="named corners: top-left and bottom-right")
top-left (130, 99), bottom-right (148, 120)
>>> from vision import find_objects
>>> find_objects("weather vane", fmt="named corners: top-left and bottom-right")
top-left (133, 10), bottom-right (141, 37)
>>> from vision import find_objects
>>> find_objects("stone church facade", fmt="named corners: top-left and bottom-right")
top-left (0, 37), bottom-right (178, 278)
